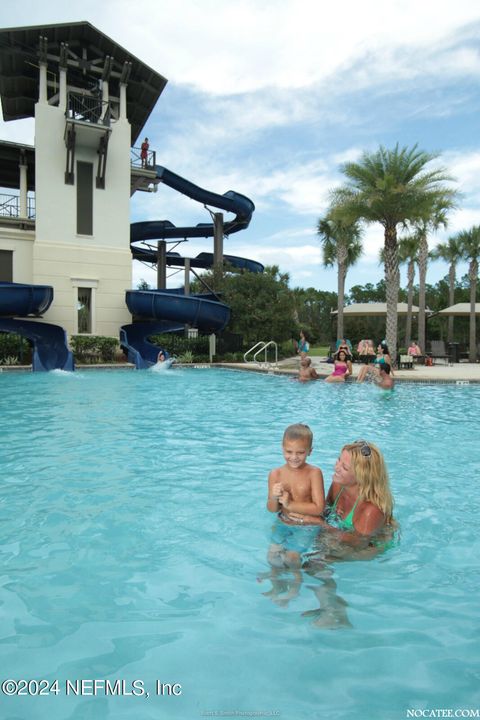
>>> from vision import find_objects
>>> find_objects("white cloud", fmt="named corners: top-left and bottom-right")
top-left (104, 0), bottom-right (480, 95)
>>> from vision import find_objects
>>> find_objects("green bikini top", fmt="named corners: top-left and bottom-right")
top-left (327, 487), bottom-right (359, 531)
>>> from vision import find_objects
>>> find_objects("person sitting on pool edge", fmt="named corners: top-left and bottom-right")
top-left (356, 341), bottom-right (393, 382)
top-left (325, 349), bottom-right (353, 383)
top-left (298, 356), bottom-right (320, 382)
top-left (288, 439), bottom-right (394, 547)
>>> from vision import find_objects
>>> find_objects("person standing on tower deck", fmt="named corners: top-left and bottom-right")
top-left (140, 138), bottom-right (149, 168)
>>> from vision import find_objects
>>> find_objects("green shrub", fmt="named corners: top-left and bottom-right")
top-left (177, 350), bottom-right (194, 364)
top-left (70, 335), bottom-right (119, 363)
top-left (0, 333), bottom-right (30, 364)
top-left (149, 333), bottom-right (210, 358)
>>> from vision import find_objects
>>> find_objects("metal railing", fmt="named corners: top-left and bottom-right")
top-left (0, 194), bottom-right (35, 220)
top-left (66, 91), bottom-right (111, 126)
top-left (131, 146), bottom-right (157, 170)
top-left (244, 340), bottom-right (278, 368)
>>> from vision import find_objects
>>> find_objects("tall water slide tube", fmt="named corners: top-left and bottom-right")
top-left (124, 165), bottom-right (261, 368)
top-left (0, 282), bottom-right (74, 371)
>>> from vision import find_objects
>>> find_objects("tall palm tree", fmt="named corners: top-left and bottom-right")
top-left (398, 235), bottom-right (419, 347)
top-left (412, 207), bottom-right (450, 354)
top-left (332, 144), bottom-right (458, 362)
top-left (431, 235), bottom-right (462, 342)
top-left (456, 226), bottom-right (480, 362)
top-left (317, 211), bottom-right (363, 340)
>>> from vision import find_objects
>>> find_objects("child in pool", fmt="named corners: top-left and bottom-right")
top-left (298, 356), bottom-right (320, 382)
top-left (266, 423), bottom-right (325, 569)
top-left (267, 423), bottom-right (325, 524)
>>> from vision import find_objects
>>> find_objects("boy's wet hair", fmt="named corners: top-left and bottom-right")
top-left (382, 363), bottom-right (391, 374)
top-left (283, 423), bottom-right (313, 449)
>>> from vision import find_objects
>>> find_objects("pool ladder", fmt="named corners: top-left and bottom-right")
top-left (244, 340), bottom-right (278, 371)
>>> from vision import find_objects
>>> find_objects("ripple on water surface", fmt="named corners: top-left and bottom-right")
top-left (0, 368), bottom-right (479, 719)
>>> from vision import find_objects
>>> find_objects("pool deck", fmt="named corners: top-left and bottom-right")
top-left (1, 358), bottom-right (480, 382)
top-left (216, 357), bottom-right (480, 383)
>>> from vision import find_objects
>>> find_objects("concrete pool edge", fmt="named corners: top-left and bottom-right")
top-left (1, 360), bottom-right (480, 384)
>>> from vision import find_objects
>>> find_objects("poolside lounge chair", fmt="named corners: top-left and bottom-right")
top-left (429, 340), bottom-right (450, 365)
top-left (398, 354), bottom-right (414, 369)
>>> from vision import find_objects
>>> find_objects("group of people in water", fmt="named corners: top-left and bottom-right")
top-left (296, 330), bottom-right (399, 390)
top-left (268, 423), bottom-right (393, 553)
top-left (262, 423), bottom-right (395, 624)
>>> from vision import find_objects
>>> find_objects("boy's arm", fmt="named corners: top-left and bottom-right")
top-left (267, 469), bottom-right (283, 513)
top-left (279, 468), bottom-right (325, 516)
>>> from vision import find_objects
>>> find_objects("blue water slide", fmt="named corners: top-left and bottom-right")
top-left (0, 282), bottom-right (74, 372)
top-left (121, 289), bottom-right (230, 368)
top-left (131, 247), bottom-right (264, 274)
top-left (130, 165), bottom-right (263, 273)
top-left (133, 165), bottom-right (255, 239)
top-left (0, 281), bottom-right (53, 316)
top-left (126, 166), bottom-right (258, 368)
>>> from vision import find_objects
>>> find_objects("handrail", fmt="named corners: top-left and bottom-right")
top-left (244, 340), bottom-right (278, 367)
top-left (0, 194), bottom-right (36, 219)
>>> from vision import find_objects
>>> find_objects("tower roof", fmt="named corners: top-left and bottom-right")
top-left (0, 21), bottom-right (168, 144)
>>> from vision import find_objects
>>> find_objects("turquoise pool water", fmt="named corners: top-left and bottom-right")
top-left (0, 368), bottom-right (479, 720)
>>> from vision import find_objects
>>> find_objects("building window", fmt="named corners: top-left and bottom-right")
top-left (77, 287), bottom-right (92, 333)
top-left (77, 161), bottom-right (93, 235)
top-left (0, 250), bottom-right (13, 281)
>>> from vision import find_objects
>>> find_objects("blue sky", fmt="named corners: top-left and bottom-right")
top-left (2, 0), bottom-right (480, 293)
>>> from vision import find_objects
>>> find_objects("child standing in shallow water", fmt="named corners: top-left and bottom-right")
top-left (267, 424), bottom-right (325, 524)
top-left (265, 423), bottom-right (325, 571)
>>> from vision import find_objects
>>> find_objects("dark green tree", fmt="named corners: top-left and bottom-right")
top-left (191, 265), bottom-right (296, 347)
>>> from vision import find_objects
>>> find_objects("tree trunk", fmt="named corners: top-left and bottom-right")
top-left (469, 260), bottom-right (477, 362)
top-left (384, 225), bottom-right (399, 364)
top-left (447, 263), bottom-right (455, 343)
top-left (405, 259), bottom-right (415, 347)
top-left (417, 233), bottom-right (428, 354)
top-left (337, 261), bottom-right (346, 340)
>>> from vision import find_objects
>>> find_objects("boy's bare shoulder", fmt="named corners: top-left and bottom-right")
top-left (304, 462), bottom-right (324, 477)
top-left (268, 466), bottom-right (284, 480)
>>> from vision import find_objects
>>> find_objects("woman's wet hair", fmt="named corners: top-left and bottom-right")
top-left (341, 440), bottom-right (394, 522)
top-left (283, 423), bottom-right (313, 450)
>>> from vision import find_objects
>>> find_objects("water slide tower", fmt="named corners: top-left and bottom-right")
top-left (0, 22), bottom-right (167, 337)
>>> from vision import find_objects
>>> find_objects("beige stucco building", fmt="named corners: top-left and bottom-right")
top-left (0, 22), bottom-right (166, 338)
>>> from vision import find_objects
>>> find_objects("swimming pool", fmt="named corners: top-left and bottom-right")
top-left (0, 368), bottom-right (479, 719)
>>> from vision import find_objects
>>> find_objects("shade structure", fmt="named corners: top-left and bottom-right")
top-left (331, 302), bottom-right (426, 317)
top-left (436, 303), bottom-right (480, 316)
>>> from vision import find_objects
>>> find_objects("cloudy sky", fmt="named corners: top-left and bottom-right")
top-left (2, 0), bottom-right (480, 292)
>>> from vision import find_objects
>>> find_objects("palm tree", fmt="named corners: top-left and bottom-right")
top-left (431, 235), bottom-right (462, 342)
top-left (332, 144), bottom-right (458, 362)
top-left (412, 207), bottom-right (451, 354)
top-left (317, 211), bottom-right (363, 340)
top-left (398, 235), bottom-right (419, 347)
top-left (456, 226), bottom-right (480, 362)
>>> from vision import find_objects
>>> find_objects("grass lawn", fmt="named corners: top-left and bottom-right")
top-left (309, 346), bottom-right (330, 357)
